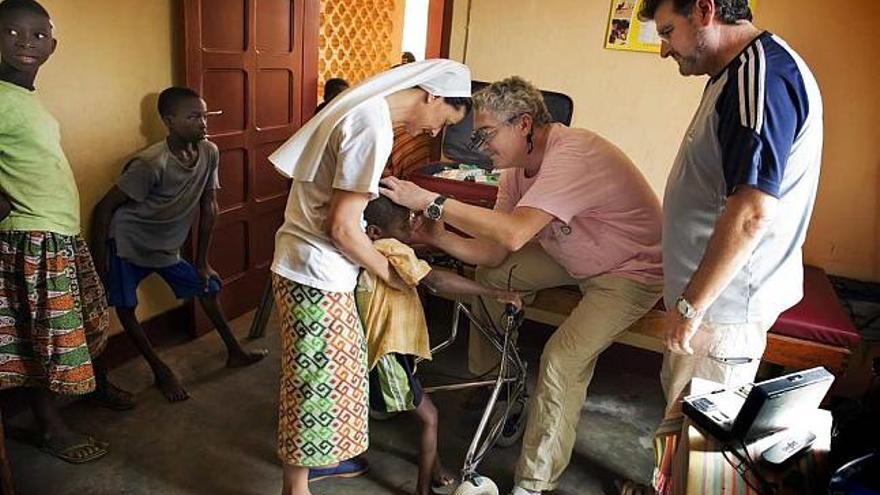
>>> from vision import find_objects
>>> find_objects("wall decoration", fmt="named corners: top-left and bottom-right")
top-left (605, 0), bottom-right (757, 53)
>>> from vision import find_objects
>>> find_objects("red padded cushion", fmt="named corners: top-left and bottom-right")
top-left (771, 266), bottom-right (860, 348)
top-left (613, 268), bottom-right (857, 350)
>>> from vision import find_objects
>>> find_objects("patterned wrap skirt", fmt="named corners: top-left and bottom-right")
top-left (272, 274), bottom-right (369, 466)
top-left (0, 231), bottom-right (109, 394)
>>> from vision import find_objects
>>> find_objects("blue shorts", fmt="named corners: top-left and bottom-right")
top-left (106, 242), bottom-right (221, 308)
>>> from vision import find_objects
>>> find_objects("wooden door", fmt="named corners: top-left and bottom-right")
top-left (182, 0), bottom-right (319, 331)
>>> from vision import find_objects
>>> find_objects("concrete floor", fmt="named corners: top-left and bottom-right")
top-left (6, 297), bottom-right (666, 495)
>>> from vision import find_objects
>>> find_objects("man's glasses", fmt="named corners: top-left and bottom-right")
top-left (468, 114), bottom-right (525, 151)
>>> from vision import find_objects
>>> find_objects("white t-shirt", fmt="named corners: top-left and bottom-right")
top-left (271, 97), bottom-right (394, 292)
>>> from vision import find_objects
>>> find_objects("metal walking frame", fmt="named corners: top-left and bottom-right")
top-left (420, 298), bottom-right (528, 495)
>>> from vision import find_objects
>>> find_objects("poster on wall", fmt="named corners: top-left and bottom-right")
top-left (605, 0), bottom-right (757, 53)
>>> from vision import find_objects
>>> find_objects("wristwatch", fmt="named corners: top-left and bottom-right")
top-left (675, 296), bottom-right (701, 320)
top-left (424, 195), bottom-right (448, 221)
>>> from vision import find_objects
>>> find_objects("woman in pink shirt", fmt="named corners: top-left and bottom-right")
top-left (381, 77), bottom-right (663, 495)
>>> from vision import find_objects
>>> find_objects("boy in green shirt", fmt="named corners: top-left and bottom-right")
top-left (0, 0), bottom-right (132, 464)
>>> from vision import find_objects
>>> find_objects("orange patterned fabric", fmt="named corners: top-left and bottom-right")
top-left (0, 232), bottom-right (108, 394)
top-left (318, 0), bottom-right (397, 94)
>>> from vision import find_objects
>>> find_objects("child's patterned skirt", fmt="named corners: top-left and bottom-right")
top-left (0, 231), bottom-right (109, 394)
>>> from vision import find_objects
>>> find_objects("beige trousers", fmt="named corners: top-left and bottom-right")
top-left (471, 243), bottom-right (663, 492)
top-left (659, 318), bottom-right (774, 416)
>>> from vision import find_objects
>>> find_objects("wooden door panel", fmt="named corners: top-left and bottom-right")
top-left (210, 221), bottom-right (249, 280)
top-left (254, 141), bottom-right (291, 200)
top-left (256, 70), bottom-right (292, 128)
top-left (184, 0), bottom-right (318, 332)
top-left (256, 0), bottom-right (294, 52)
top-left (251, 209), bottom-right (286, 270)
top-left (216, 148), bottom-right (248, 212)
top-left (203, 70), bottom-right (247, 133)
top-left (201, 1), bottom-right (247, 51)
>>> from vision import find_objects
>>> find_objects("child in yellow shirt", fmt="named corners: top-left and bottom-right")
top-left (356, 196), bottom-right (519, 495)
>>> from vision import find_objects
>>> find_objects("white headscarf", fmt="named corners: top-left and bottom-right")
top-left (268, 59), bottom-right (471, 180)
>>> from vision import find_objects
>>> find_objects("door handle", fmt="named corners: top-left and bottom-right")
top-left (205, 110), bottom-right (223, 138)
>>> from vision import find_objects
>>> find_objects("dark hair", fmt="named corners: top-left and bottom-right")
top-left (0, 0), bottom-right (50, 21)
top-left (638, 0), bottom-right (752, 24)
top-left (443, 96), bottom-right (472, 115)
top-left (157, 86), bottom-right (202, 117)
top-left (323, 77), bottom-right (349, 101)
top-left (402, 51), bottom-right (416, 64)
top-left (363, 196), bottom-right (409, 231)
top-left (409, 85), bottom-right (472, 115)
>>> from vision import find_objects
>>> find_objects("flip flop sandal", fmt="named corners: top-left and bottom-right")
top-left (431, 476), bottom-right (459, 495)
top-left (42, 436), bottom-right (109, 464)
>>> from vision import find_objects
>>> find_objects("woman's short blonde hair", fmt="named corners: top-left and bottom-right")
top-left (473, 76), bottom-right (553, 127)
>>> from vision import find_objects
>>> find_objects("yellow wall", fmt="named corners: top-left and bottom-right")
top-left (758, 2), bottom-right (880, 281)
top-left (39, 0), bottom-right (181, 331)
top-left (448, 0), bottom-right (469, 62)
top-left (451, 0), bottom-right (880, 281)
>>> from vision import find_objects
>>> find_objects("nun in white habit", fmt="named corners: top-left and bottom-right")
top-left (267, 59), bottom-right (471, 495)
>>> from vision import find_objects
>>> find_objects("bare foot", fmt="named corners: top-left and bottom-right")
top-left (87, 378), bottom-right (136, 411)
top-left (226, 348), bottom-right (269, 368)
top-left (155, 368), bottom-right (189, 402)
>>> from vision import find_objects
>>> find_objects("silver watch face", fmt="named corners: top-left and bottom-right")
top-left (676, 297), bottom-right (694, 318)
top-left (425, 204), bottom-right (441, 220)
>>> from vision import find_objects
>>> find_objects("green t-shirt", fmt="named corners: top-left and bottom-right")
top-left (0, 80), bottom-right (80, 235)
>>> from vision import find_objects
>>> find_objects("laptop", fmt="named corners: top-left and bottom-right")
top-left (682, 367), bottom-right (834, 442)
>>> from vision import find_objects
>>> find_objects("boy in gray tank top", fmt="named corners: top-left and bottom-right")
top-left (91, 87), bottom-right (267, 402)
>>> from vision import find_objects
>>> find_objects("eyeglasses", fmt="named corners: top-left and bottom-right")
top-left (468, 114), bottom-right (525, 151)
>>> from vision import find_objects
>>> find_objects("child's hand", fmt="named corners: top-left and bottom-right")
top-left (382, 266), bottom-right (408, 291)
top-left (495, 291), bottom-right (523, 310)
top-left (198, 264), bottom-right (220, 293)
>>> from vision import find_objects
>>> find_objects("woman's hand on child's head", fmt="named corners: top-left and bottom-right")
top-left (379, 176), bottom-right (436, 211)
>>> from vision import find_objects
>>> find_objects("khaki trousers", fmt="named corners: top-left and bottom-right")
top-left (659, 318), bottom-right (774, 416)
top-left (471, 243), bottom-right (663, 492)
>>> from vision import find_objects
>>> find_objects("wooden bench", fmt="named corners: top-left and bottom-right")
top-left (435, 264), bottom-right (859, 375)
